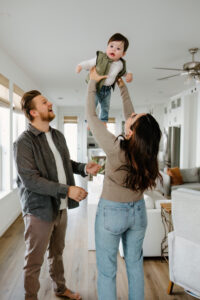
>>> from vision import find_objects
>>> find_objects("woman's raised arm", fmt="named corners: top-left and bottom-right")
top-left (118, 78), bottom-right (135, 120)
top-left (86, 68), bottom-right (117, 155)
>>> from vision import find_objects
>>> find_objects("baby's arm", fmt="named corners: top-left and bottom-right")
top-left (76, 57), bottom-right (96, 73)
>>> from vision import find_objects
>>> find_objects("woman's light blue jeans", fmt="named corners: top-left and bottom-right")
top-left (95, 197), bottom-right (147, 300)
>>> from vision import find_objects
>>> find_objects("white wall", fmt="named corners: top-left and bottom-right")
top-left (0, 189), bottom-right (21, 237)
top-left (180, 94), bottom-right (190, 168)
top-left (0, 48), bottom-right (39, 92)
top-left (182, 93), bottom-right (198, 168)
top-left (179, 89), bottom-right (199, 168)
top-left (196, 84), bottom-right (200, 167)
top-left (164, 85), bottom-right (200, 169)
top-left (0, 46), bottom-right (57, 237)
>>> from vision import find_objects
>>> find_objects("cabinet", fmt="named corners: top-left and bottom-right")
top-left (87, 129), bottom-right (99, 149)
top-left (163, 97), bottom-right (182, 128)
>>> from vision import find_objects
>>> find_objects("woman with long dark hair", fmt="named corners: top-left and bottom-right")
top-left (86, 68), bottom-right (162, 300)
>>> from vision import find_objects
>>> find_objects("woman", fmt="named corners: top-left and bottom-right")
top-left (87, 68), bottom-right (162, 300)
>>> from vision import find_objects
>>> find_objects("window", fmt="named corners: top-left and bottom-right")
top-left (64, 116), bottom-right (78, 161)
top-left (0, 74), bottom-right (10, 192)
top-left (177, 98), bottom-right (181, 108)
top-left (107, 117), bottom-right (116, 135)
top-left (12, 84), bottom-right (26, 142)
top-left (13, 83), bottom-right (23, 112)
top-left (12, 112), bottom-right (26, 187)
top-left (12, 84), bottom-right (26, 187)
top-left (0, 74), bottom-right (9, 103)
top-left (171, 100), bottom-right (176, 109)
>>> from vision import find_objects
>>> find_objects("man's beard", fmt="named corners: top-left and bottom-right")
top-left (39, 111), bottom-right (55, 122)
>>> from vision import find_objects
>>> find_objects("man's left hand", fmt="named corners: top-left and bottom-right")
top-left (126, 73), bottom-right (133, 83)
top-left (86, 162), bottom-right (101, 175)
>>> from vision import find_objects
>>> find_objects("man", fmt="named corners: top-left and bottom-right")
top-left (13, 90), bottom-right (101, 300)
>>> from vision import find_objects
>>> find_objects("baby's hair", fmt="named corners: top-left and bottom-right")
top-left (108, 33), bottom-right (129, 52)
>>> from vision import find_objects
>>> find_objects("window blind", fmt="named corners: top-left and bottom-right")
top-left (108, 117), bottom-right (115, 123)
top-left (64, 116), bottom-right (78, 124)
top-left (0, 73), bottom-right (9, 108)
top-left (13, 83), bottom-right (24, 113)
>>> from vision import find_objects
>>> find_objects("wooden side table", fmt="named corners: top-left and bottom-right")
top-left (160, 202), bottom-right (173, 262)
top-left (160, 202), bottom-right (174, 295)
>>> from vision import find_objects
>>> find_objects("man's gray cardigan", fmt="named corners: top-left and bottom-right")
top-left (13, 123), bottom-right (87, 222)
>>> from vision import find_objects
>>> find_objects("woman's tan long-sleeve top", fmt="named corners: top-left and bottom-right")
top-left (86, 80), bottom-right (143, 202)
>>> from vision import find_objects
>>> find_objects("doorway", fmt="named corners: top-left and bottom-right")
top-left (64, 116), bottom-right (78, 161)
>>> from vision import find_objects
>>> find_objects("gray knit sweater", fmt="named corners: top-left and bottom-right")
top-left (87, 80), bottom-right (143, 203)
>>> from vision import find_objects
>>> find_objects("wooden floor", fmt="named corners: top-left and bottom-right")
top-left (0, 200), bottom-right (193, 300)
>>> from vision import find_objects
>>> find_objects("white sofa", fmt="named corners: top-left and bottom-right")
top-left (159, 167), bottom-right (200, 197)
top-left (142, 190), bottom-right (171, 257)
top-left (87, 176), bottom-right (170, 257)
top-left (168, 188), bottom-right (200, 298)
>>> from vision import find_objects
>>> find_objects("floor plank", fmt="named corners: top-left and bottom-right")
top-left (0, 200), bottom-right (193, 300)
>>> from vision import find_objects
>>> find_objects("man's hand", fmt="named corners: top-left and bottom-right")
top-left (86, 162), bottom-right (101, 175)
top-left (68, 186), bottom-right (88, 202)
top-left (89, 67), bottom-right (108, 82)
top-left (76, 65), bottom-right (82, 73)
top-left (125, 73), bottom-right (133, 83)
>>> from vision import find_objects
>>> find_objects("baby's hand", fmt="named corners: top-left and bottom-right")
top-left (76, 65), bottom-right (82, 73)
top-left (125, 73), bottom-right (133, 83)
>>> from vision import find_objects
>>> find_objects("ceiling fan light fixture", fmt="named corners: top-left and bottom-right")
top-left (195, 74), bottom-right (200, 83)
top-left (184, 74), bottom-right (193, 85)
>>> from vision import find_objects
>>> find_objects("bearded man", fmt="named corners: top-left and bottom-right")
top-left (14, 90), bottom-right (100, 300)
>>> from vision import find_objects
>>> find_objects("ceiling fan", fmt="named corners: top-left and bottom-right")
top-left (154, 48), bottom-right (200, 82)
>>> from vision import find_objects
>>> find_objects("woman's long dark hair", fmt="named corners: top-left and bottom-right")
top-left (117, 113), bottom-right (162, 193)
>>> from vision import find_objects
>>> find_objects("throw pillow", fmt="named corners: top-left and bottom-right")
top-left (180, 167), bottom-right (199, 183)
top-left (167, 167), bottom-right (183, 185)
top-left (155, 199), bottom-right (172, 209)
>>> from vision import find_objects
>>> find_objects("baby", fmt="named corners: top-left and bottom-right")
top-left (76, 33), bottom-right (133, 123)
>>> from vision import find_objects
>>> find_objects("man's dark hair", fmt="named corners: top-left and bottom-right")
top-left (108, 33), bottom-right (129, 52)
top-left (21, 90), bottom-right (41, 121)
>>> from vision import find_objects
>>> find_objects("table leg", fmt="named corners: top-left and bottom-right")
top-left (167, 281), bottom-right (174, 294)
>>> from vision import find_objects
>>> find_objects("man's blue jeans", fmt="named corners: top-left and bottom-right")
top-left (95, 198), bottom-right (147, 300)
top-left (95, 86), bottom-right (111, 122)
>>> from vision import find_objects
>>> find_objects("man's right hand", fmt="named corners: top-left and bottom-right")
top-left (67, 186), bottom-right (88, 202)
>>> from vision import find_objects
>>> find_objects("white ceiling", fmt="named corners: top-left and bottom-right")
top-left (0, 0), bottom-right (200, 107)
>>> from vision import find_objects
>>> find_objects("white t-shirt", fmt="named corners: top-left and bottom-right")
top-left (45, 131), bottom-right (67, 210)
top-left (79, 56), bottom-right (123, 86)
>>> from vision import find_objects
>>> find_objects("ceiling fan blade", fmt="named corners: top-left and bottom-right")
top-left (157, 73), bottom-right (182, 80)
top-left (154, 67), bottom-right (184, 71)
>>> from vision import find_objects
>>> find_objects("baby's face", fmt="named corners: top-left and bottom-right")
top-left (106, 41), bottom-right (125, 61)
